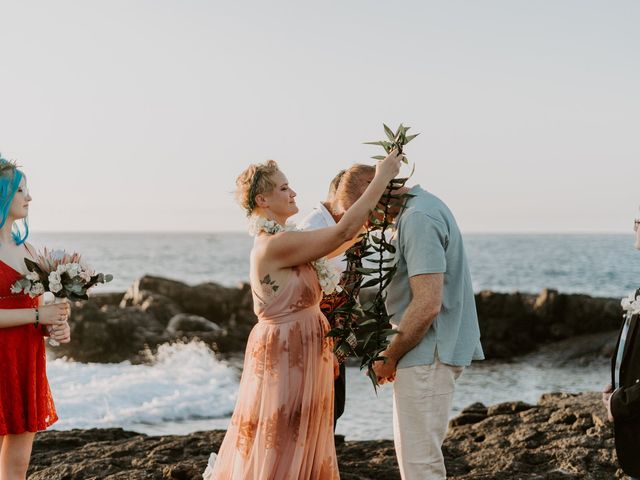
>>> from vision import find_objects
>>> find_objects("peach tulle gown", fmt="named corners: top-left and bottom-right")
top-left (204, 263), bottom-right (339, 480)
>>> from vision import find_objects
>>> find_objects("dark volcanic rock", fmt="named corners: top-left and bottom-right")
top-left (28, 393), bottom-right (624, 479)
top-left (450, 402), bottom-right (489, 427)
top-left (128, 276), bottom-right (247, 322)
top-left (475, 288), bottom-right (623, 359)
top-left (55, 277), bottom-right (624, 363)
top-left (55, 276), bottom-right (258, 363)
top-left (486, 400), bottom-right (535, 416)
top-left (166, 314), bottom-right (223, 335)
top-left (90, 292), bottom-right (126, 308)
top-left (53, 302), bottom-right (166, 363)
top-left (526, 330), bottom-right (619, 367)
top-left (443, 392), bottom-right (622, 479)
top-left (474, 290), bottom-right (539, 357)
top-left (121, 289), bottom-right (183, 326)
top-left (28, 428), bottom-right (217, 480)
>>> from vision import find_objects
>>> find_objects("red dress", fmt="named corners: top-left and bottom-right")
top-left (0, 261), bottom-right (58, 435)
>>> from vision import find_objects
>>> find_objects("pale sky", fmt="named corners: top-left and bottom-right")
top-left (0, 1), bottom-right (638, 233)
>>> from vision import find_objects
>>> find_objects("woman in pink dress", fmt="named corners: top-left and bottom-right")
top-left (204, 151), bottom-right (402, 480)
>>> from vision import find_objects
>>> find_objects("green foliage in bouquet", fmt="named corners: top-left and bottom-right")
top-left (327, 123), bottom-right (417, 389)
top-left (20, 257), bottom-right (113, 301)
top-left (12, 253), bottom-right (113, 300)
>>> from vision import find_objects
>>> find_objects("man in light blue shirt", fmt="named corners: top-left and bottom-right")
top-left (376, 184), bottom-right (483, 480)
top-left (382, 185), bottom-right (483, 369)
top-left (341, 165), bottom-right (483, 480)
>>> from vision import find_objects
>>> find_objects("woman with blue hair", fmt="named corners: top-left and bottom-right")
top-left (0, 156), bottom-right (71, 480)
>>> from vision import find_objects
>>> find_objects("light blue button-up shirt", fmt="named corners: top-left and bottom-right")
top-left (385, 186), bottom-right (484, 368)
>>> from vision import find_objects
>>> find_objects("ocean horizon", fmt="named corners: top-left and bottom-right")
top-left (28, 232), bottom-right (638, 298)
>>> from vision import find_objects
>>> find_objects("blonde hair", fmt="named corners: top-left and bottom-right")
top-left (335, 164), bottom-right (376, 211)
top-left (235, 160), bottom-right (280, 216)
top-left (327, 169), bottom-right (345, 201)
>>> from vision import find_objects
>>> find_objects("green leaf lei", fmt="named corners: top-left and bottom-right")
top-left (328, 124), bottom-right (418, 390)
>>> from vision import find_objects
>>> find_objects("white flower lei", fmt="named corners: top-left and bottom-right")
top-left (621, 290), bottom-right (640, 316)
top-left (248, 214), bottom-right (342, 295)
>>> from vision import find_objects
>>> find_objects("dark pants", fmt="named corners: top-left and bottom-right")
top-left (334, 362), bottom-right (346, 430)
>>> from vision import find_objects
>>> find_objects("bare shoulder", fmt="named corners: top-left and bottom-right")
top-left (252, 234), bottom-right (282, 266)
top-left (260, 229), bottom-right (302, 254)
top-left (251, 234), bottom-right (270, 258)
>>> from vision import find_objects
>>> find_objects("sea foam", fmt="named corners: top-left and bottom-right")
top-left (47, 340), bottom-right (239, 431)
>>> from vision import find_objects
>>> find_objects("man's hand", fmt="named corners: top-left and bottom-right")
top-left (372, 352), bottom-right (397, 385)
top-left (602, 384), bottom-right (614, 422)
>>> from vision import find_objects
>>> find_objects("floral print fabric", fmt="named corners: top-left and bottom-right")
top-left (207, 264), bottom-right (339, 479)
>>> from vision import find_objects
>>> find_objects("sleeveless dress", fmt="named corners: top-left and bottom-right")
top-left (205, 263), bottom-right (339, 480)
top-left (0, 261), bottom-right (58, 435)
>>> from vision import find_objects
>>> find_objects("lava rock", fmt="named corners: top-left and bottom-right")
top-left (28, 393), bottom-right (625, 479)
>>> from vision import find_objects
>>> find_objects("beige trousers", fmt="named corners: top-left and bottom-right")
top-left (392, 357), bottom-right (464, 480)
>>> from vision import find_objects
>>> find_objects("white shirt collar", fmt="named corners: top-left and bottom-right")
top-left (317, 202), bottom-right (337, 226)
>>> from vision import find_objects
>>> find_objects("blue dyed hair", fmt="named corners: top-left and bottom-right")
top-left (0, 155), bottom-right (29, 245)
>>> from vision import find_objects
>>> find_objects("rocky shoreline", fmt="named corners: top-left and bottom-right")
top-left (50, 275), bottom-right (624, 364)
top-left (28, 392), bottom-right (624, 479)
top-left (37, 277), bottom-right (627, 478)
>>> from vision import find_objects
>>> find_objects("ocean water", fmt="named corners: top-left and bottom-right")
top-left (48, 342), bottom-right (237, 432)
top-left (28, 232), bottom-right (637, 439)
top-left (29, 232), bottom-right (638, 298)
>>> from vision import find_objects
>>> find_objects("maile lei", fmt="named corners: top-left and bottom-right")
top-left (247, 215), bottom-right (342, 295)
top-left (328, 123), bottom-right (418, 389)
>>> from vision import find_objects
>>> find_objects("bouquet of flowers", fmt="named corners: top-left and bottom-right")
top-left (11, 248), bottom-right (113, 345)
top-left (11, 248), bottom-right (113, 300)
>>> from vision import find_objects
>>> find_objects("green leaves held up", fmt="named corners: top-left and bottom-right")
top-left (365, 123), bottom-right (420, 163)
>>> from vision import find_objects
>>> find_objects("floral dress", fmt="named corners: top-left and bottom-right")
top-left (205, 263), bottom-right (339, 479)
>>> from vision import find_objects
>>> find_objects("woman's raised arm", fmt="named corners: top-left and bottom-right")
top-left (263, 150), bottom-right (403, 269)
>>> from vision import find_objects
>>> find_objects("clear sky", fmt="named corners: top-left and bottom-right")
top-left (0, 1), bottom-right (638, 233)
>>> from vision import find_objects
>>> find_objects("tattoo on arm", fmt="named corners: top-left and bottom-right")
top-left (260, 274), bottom-right (279, 296)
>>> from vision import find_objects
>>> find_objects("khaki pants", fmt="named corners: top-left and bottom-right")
top-left (392, 357), bottom-right (464, 480)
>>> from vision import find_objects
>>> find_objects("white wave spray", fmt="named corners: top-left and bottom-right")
top-left (47, 341), bottom-right (239, 433)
